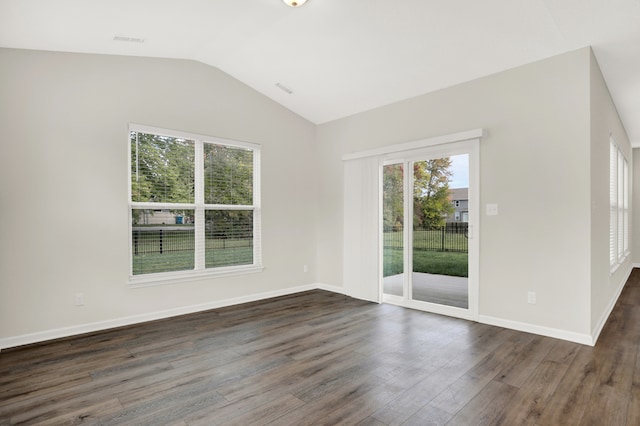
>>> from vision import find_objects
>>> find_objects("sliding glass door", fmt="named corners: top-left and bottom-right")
top-left (382, 163), bottom-right (405, 298)
top-left (411, 155), bottom-right (469, 308)
top-left (382, 142), bottom-right (478, 320)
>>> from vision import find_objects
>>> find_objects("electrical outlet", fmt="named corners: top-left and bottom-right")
top-left (527, 291), bottom-right (536, 305)
top-left (303, 264), bottom-right (309, 273)
top-left (75, 293), bottom-right (84, 306)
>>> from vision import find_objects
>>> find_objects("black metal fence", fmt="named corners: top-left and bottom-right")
top-left (384, 223), bottom-right (468, 253)
top-left (132, 227), bottom-right (195, 255)
top-left (132, 226), bottom-right (252, 255)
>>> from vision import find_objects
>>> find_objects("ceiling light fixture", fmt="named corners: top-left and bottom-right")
top-left (283, 0), bottom-right (307, 7)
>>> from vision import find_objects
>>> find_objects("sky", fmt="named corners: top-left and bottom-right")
top-left (449, 154), bottom-right (469, 189)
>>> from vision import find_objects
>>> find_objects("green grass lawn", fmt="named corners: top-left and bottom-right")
top-left (132, 230), bottom-right (466, 277)
top-left (132, 238), bottom-right (253, 275)
top-left (133, 250), bottom-right (195, 275)
top-left (383, 247), bottom-right (468, 278)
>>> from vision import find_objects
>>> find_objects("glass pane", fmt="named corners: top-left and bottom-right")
top-left (204, 144), bottom-right (253, 205)
top-left (130, 132), bottom-right (195, 203)
top-left (382, 164), bottom-right (404, 297)
top-left (412, 155), bottom-right (468, 308)
top-left (205, 210), bottom-right (253, 268)
top-left (131, 209), bottom-right (195, 275)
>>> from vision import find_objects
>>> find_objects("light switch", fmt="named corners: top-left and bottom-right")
top-left (486, 204), bottom-right (499, 216)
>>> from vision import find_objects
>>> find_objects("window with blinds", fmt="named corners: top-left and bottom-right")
top-left (129, 125), bottom-right (261, 282)
top-left (610, 137), bottom-right (629, 271)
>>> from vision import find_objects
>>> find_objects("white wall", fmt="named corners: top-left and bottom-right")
top-left (316, 48), bottom-right (595, 340)
top-left (1, 46), bottom-right (631, 348)
top-left (0, 48), bottom-right (318, 346)
top-left (589, 50), bottom-right (633, 337)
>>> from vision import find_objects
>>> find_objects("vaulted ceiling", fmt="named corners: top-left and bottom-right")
top-left (2, 0), bottom-right (640, 145)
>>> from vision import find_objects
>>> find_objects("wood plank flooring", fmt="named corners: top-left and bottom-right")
top-left (2, 270), bottom-right (640, 425)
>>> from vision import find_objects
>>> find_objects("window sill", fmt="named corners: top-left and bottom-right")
top-left (128, 265), bottom-right (264, 288)
top-left (610, 254), bottom-right (630, 276)
top-left (610, 263), bottom-right (620, 275)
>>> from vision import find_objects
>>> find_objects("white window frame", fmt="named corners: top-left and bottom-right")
top-left (128, 124), bottom-right (262, 286)
top-left (610, 136), bottom-right (629, 273)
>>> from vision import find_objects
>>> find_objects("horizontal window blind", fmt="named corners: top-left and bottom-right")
top-left (131, 132), bottom-right (195, 204)
top-left (129, 126), bottom-right (261, 280)
top-left (131, 209), bottom-right (195, 275)
top-left (610, 137), bottom-right (629, 270)
top-left (610, 140), bottom-right (617, 267)
top-left (204, 144), bottom-right (253, 205)
top-left (623, 159), bottom-right (629, 256)
top-left (204, 210), bottom-right (253, 268)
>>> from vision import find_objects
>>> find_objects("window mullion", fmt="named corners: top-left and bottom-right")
top-left (130, 202), bottom-right (196, 210)
top-left (194, 139), bottom-right (205, 270)
top-left (203, 204), bottom-right (254, 211)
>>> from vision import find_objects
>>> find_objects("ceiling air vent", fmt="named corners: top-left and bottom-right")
top-left (275, 83), bottom-right (293, 94)
top-left (113, 35), bottom-right (145, 43)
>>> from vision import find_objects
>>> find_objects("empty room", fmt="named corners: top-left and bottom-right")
top-left (2, 1), bottom-right (640, 424)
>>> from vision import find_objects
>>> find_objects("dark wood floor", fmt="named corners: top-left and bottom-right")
top-left (2, 271), bottom-right (640, 425)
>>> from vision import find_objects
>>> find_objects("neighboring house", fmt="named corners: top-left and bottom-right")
top-left (448, 188), bottom-right (469, 223)
top-left (138, 210), bottom-right (179, 225)
top-left (135, 210), bottom-right (191, 225)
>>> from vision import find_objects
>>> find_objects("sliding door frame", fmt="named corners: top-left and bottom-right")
top-left (342, 129), bottom-right (482, 317)
top-left (380, 139), bottom-right (480, 321)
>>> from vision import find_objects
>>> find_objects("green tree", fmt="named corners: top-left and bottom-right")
top-left (203, 144), bottom-right (253, 239)
top-left (130, 131), bottom-right (255, 235)
top-left (383, 159), bottom-right (454, 231)
top-left (383, 164), bottom-right (404, 232)
top-left (130, 131), bottom-right (195, 224)
top-left (130, 131), bottom-right (195, 203)
top-left (204, 144), bottom-right (253, 205)
top-left (413, 158), bottom-right (454, 228)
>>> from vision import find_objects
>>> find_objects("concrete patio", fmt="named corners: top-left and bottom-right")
top-left (383, 273), bottom-right (468, 309)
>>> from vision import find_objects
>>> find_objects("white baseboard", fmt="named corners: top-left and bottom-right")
top-left (480, 266), bottom-right (636, 347)
top-left (0, 283), bottom-right (343, 350)
top-left (590, 264), bottom-right (633, 346)
top-left (315, 283), bottom-right (346, 295)
top-left (9, 277), bottom-right (630, 350)
top-left (478, 315), bottom-right (594, 346)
